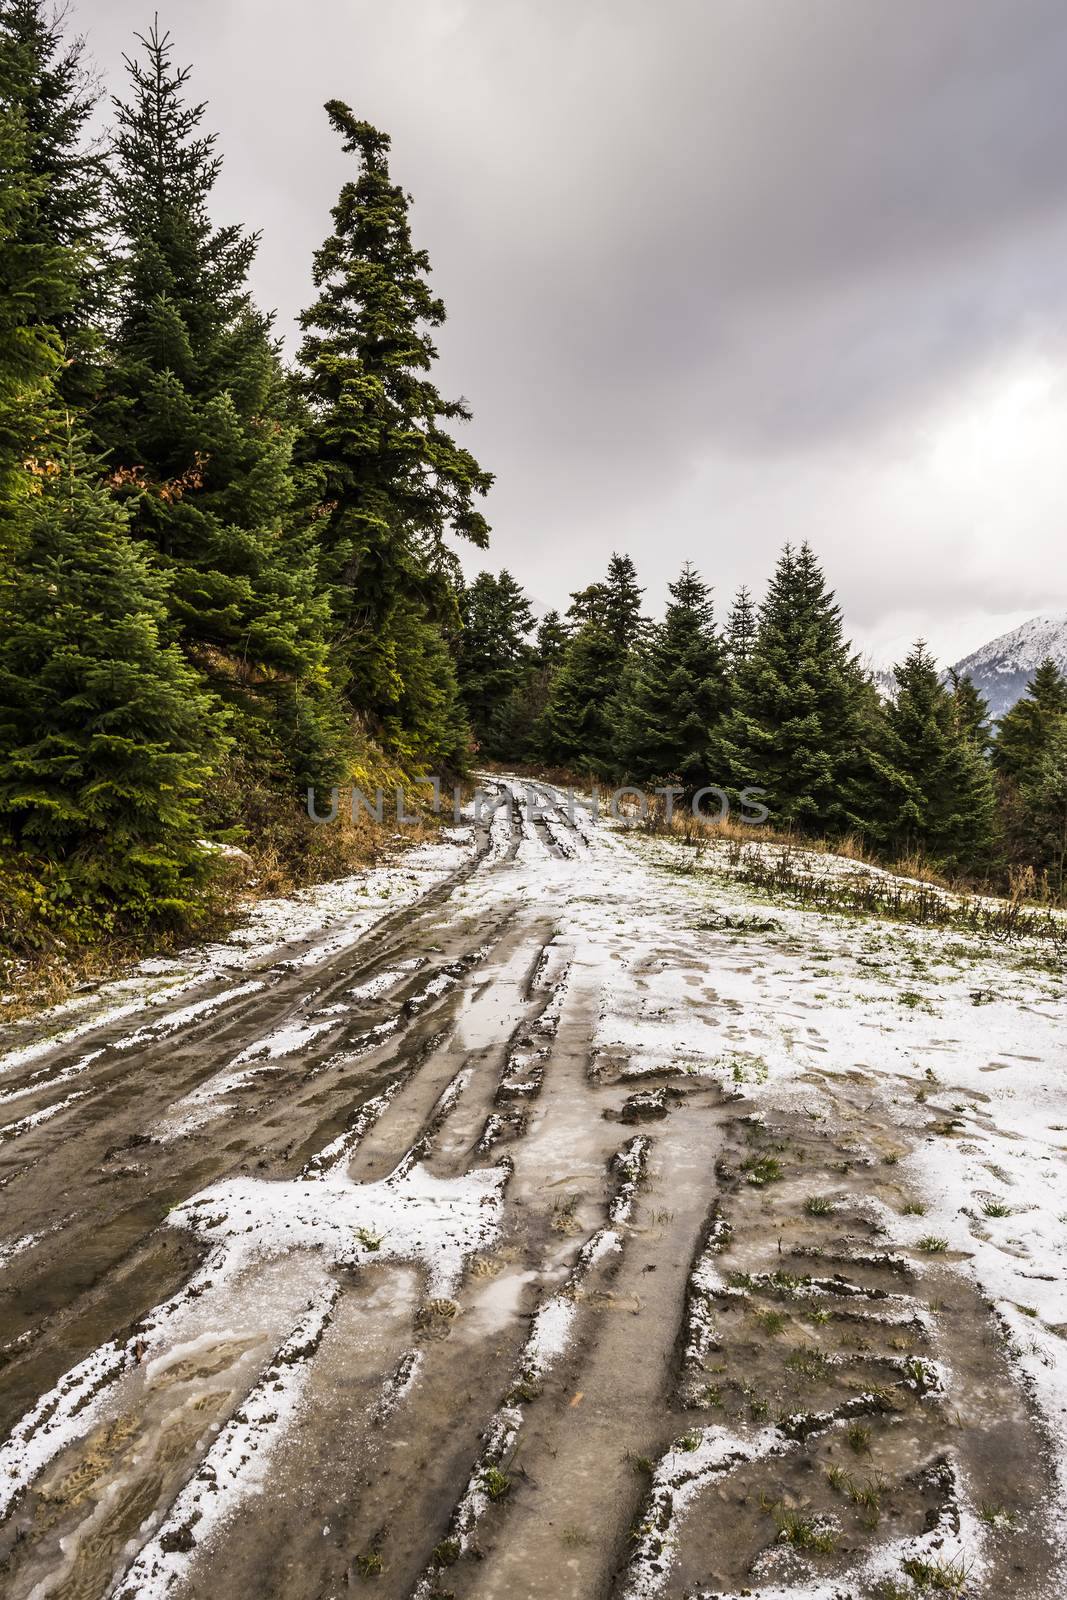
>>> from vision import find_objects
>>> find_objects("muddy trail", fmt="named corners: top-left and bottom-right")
top-left (0, 783), bottom-right (1062, 1600)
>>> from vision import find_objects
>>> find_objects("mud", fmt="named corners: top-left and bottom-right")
top-left (0, 785), bottom-right (1062, 1599)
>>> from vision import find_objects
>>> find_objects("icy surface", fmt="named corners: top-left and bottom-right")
top-left (171, 1160), bottom-right (508, 1298)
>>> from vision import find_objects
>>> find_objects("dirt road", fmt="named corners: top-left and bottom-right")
top-left (0, 784), bottom-right (1064, 1599)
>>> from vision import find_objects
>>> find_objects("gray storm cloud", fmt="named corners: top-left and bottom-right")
top-left (72, 0), bottom-right (1067, 662)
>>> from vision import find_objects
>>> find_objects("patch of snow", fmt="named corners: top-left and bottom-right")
top-left (112, 1291), bottom-right (338, 1599)
top-left (0, 1088), bottom-right (88, 1140)
top-left (171, 1160), bottom-right (508, 1299)
top-left (0, 1048), bottom-right (102, 1108)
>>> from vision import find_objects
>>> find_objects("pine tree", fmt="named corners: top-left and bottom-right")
top-left (868, 642), bottom-right (998, 872)
top-left (724, 585), bottom-right (757, 673)
top-left (0, 418), bottom-right (225, 917)
top-left (456, 570), bottom-right (534, 752)
top-left (100, 24), bottom-right (339, 792)
top-left (0, 88), bottom-right (63, 495)
top-left (534, 610), bottom-right (568, 671)
top-left (602, 552), bottom-right (645, 651)
top-left (493, 609), bottom-right (568, 762)
top-left (295, 101), bottom-right (491, 770)
top-left (542, 554), bottom-right (645, 773)
top-left (1016, 720), bottom-right (1067, 898)
top-left (948, 670), bottom-right (992, 754)
top-left (0, 0), bottom-right (106, 409)
top-left (714, 543), bottom-right (868, 832)
top-left (538, 618), bottom-right (623, 776)
top-left (992, 658), bottom-right (1067, 787)
top-left (618, 562), bottom-right (728, 791)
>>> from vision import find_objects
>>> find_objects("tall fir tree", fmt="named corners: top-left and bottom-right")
top-left (537, 618), bottom-right (624, 776)
top-left (868, 641), bottom-right (999, 872)
top-left (992, 659), bottom-right (1067, 890)
top-left (992, 658), bottom-right (1067, 788)
top-left (383, 582), bottom-right (470, 770)
top-left (1015, 720), bottom-right (1067, 898)
top-left (101, 25), bottom-right (339, 792)
top-left (617, 562), bottom-right (728, 791)
top-left (0, 0), bottom-right (105, 410)
top-left (724, 584), bottom-right (757, 673)
top-left (714, 543), bottom-right (868, 832)
top-left (0, 70), bottom-right (64, 497)
top-left (295, 102), bottom-right (491, 770)
top-left (0, 418), bottom-right (224, 916)
top-left (542, 553), bottom-right (644, 773)
top-left (602, 552), bottom-right (645, 651)
top-left (456, 570), bottom-right (534, 753)
top-left (948, 669), bottom-right (993, 754)
top-left (493, 609), bottom-right (569, 762)
top-left (533, 610), bottom-right (568, 671)
top-left (0, 19), bottom-right (227, 928)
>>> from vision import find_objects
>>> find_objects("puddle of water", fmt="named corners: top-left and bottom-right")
top-left (462, 1269), bottom-right (540, 1339)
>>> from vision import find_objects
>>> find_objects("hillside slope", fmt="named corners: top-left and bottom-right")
top-left (951, 611), bottom-right (1067, 717)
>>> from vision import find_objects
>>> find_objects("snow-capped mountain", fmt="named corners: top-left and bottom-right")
top-left (870, 666), bottom-right (899, 703)
top-left (950, 612), bottom-right (1067, 718)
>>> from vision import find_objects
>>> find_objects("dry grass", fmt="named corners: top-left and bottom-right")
top-left (632, 799), bottom-right (1066, 945)
top-left (0, 741), bottom-right (453, 1024)
top-left (636, 798), bottom-right (952, 888)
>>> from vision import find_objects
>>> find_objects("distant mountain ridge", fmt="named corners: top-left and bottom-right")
top-left (867, 613), bottom-right (1067, 717)
top-left (950, 612), bottom-right (1067, 719)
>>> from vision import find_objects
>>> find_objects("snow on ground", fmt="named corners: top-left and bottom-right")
top-left (3, 780), bottom-right (1065, 1594)
top-left (0, 1088), bottom-right (88, 1141)
top-left (605, 829), bottom-right (1067, 1522)
top-left (113, 981), bottom-right (266, 1050)
top-left (171, 1158), bottom-right (508, 1298)
top-left (461, 790), bottom-right (1067, 1538)
top-left (0, 1048), bottom-right (102, 1110)
top-left (0, 1160), bottom-right (507, 1534)
top-left (622, 1423), bottom-right (788, 1600)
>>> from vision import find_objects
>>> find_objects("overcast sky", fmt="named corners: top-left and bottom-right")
top-left (73, 0), bottom-right (1067, 667)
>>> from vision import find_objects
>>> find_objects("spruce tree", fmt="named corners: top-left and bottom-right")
top-left (602, 552), bottom-right (645, 651)
top-left (295, 101), bottom-right (492, 769)
top-left (724, 585), bottom-right (757, 673)
top-left (618, 562), bottom-right (728, 791)
top-left (1016, 721), bottom-right (1067, 898)
top-left (534, 610), bottom-right (568, 671)
top-left (542, 553), bottom-right (645, 773)
top-left (0, 0), bottom-right (105, 409)
top-left (456, 570), bottom-right (534, 753)
top-left (714, 543), bottom-right (867, 832)
top-left (948, 669), bottom-right (992, 754)
top-left (0, 89), bottom-right (64, 495)
top-left (101, 25), bottom-right (338, 792)
top-left (538, 618), bottom-right (623, 776)
top-left (993, 658), bottom-right (1067, 788)
top-left (494, 609), bottom-right (569, 763)
top-left (0, 419), bottom-right (224, 917)
top-left (383, 586), bottom-right (470, 771)
top-left (868, 642), bottom-right (998, 872)
top-left (992, 659), bottom-right (1067, 890)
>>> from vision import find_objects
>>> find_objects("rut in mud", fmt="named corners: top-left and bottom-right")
top-left (0, 782), bottom-right (1064, 1600)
